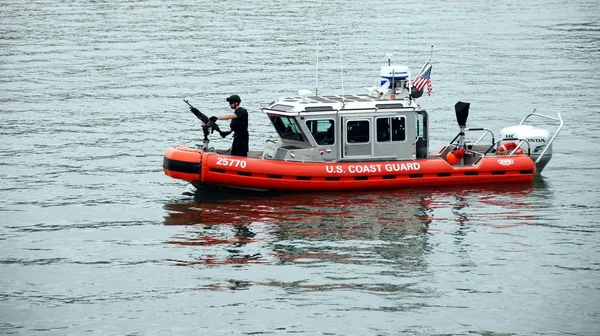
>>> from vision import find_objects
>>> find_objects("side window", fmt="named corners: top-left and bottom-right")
top-left (416, 113), bottom-right (426, 139)
top-left (306, 119), bottom-right (335, 145)
top-left (347, 120), bottom-right (370, 143)
top-left (416, 114), bottom-right (424, 138)
top-left (376, 118), bottom-right (390, 142)
top-left (391, 117), bottom-right (406, 141)
top-left (376, 117), bottom-right (406, 142)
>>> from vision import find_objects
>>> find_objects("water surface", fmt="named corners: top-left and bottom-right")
top-left (1, 0), bottom-right (599, 335)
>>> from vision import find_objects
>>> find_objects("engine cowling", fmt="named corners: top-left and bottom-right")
top-left (499, 125), bottom-right (552, 173)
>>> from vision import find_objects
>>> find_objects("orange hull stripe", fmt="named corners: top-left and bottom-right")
top-left (163, 147), bottom-right (535, 190)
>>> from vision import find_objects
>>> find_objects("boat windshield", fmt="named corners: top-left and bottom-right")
top-left (270, 115), bottom-right (306, 142)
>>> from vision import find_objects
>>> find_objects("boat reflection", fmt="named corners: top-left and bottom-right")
top-left (164, 188), bottom-right (433, 267)
top-left (163, 181), bottom-right (547, 269)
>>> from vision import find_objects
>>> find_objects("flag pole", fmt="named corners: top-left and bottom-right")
top-left (416, 45), bottom-right (434, 77)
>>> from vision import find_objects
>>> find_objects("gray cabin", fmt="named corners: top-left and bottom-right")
top-left (260, 93), bottom-right (429, 163)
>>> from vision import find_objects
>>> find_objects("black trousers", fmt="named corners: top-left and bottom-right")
top-left (231, 136), bottom-right (249, 157)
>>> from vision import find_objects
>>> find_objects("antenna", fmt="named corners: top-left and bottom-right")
top-left (408, 40), bottom-right (411, 71)
top-left (338, 29), bottom-right (344, 101)
top-left (315, 37), bottom-right (319, 96)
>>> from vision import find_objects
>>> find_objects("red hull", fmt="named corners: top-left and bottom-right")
top-left (163, 146), bottom-right (535, 191)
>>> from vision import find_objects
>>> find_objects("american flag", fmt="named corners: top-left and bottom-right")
top-left (413, 64), bottom-right (432, 96)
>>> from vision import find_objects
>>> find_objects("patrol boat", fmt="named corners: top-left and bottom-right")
top-left (163, 60), bottom-right (563, 192)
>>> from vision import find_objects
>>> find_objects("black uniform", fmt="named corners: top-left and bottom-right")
top-left (230, 107), bottom-right (249, 157)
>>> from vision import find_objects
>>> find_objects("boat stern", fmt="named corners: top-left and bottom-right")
top-left (498, 110), bottom-right (563, 174)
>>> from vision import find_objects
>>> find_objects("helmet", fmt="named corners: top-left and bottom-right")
top-left (226, 94), bottom-right (241, 104)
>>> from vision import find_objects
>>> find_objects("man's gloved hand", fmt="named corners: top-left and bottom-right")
top-left (220, 131), bottom-right (231, 138)
top-left (209, 116), bottom-right (218, 122)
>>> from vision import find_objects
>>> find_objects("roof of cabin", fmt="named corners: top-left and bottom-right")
top-left (264, 94), bottom-right (422, 113)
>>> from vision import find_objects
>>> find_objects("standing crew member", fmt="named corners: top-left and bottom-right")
top-left (212, 94), bottom-right (249, 157)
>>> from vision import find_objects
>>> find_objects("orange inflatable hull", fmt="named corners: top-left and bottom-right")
top-left (163, 146), bottom-right (535, 191)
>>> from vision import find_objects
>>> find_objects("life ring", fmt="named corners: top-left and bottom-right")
top-left (497, 142), bottom-right (524, 155)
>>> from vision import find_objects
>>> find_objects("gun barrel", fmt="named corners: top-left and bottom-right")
top-left (184, 99), bottom-right (209, 124)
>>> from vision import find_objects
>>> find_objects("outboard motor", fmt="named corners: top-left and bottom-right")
top-left (499, 125), bottom-right (552, 173)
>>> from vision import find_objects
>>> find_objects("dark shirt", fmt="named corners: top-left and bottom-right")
top-left (231, 107), bottom-right (249, 139)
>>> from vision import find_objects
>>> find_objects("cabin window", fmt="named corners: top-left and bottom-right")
top-left (270, 104), bottom-right (294, 112)
top-left (305, 106), bottom-right (334, 112)
top-left (306, 119), bottom-right (335, 145)
top-left (376, 117), bottom-right (406, 142)
top-left (416, 113), bottom-right (424, 138)
top-left (375, 103), bottom-right (404, 109)
top-left (346, 120), bottom-right (370, 143)
top-left (270, 116), bottom-right (306, 142)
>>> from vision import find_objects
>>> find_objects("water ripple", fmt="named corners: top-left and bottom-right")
top-left (1, 0), bottom-right (599, 335)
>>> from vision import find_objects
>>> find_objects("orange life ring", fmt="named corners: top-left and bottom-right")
top-left (497, 142), bottom-right (524, 155)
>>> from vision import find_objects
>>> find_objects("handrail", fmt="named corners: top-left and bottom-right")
top-left (446, 128), bottom-right (496, 149)
top-left (509, 139), bottom-right (530, 155)
top-left (519, 109), bottom-right (564, 164)
top-left (483, 138), bottom-right (530, 156)
top-left (466, 127), bottom-right (495, 145)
